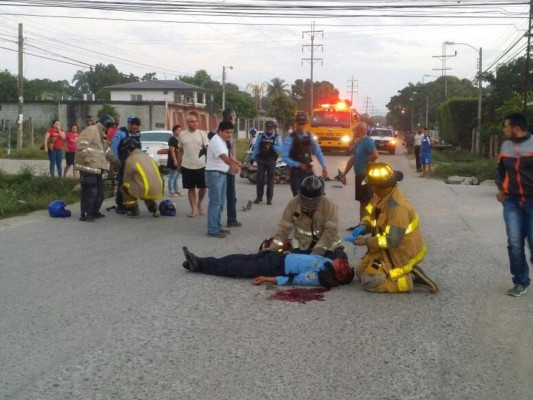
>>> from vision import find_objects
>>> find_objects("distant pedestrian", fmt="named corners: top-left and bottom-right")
top-left (340, 121), bottom-right (378, 221)
top-left (63, 123), bottom-right (79, 179)
top-left (205, 120), bottom-right (241, 238)
top-left (177, 114), bottom-right (209, 217)
top-left (168, 124), bottom-right (183, 197)
top-left (222, 108), bottom-right (242, 227)
top-left (282, 113), bottom-right (328, 196)
top-left (496, 112), bottom-right (533, 297)
top-left (413, 129), bottom-right (423, 172)
top-left (106, 115), bottom-right (121, 143)
top-left (420, 128), bottom-right (432, 177)
top-left (43, 119), bottom-right (65, 177)
top-left (251, 120), bottom-right (282, 205)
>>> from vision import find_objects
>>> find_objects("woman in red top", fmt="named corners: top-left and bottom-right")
top-left (63, 123), bottom-right (79, 179)
top-left (43, 120), bottom-right (65, 177)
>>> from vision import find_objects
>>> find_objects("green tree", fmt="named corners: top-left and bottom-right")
top-left (269, 93), bottom-right (297, 132)
top-left (0, 70), bottom-right (18, 102)
top-left (142, 72), bottom-right (157, 81)
top-left (290, 78), bottom-right (339, 111)
top-left (72, 64), bottom-right (139, 100)
top-left (216, 83), bottom-right (256, 118)
top-left (267, 77), bottom-right (290, 97)
top-left (97, 104), bottom-right (118, 118)
top-left (179, 70), bottom-right (222, 92)
top-left (25, 79), bottom-right (74, 101)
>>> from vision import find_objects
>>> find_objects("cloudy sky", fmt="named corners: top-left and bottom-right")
top-left (0, 1), bottom-right (528, 115)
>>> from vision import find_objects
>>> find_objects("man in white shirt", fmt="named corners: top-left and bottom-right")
top-left (413, 130), bottom-right (424, 173)
top-left (205, 121), bottom-right (241, 238)
top-left (177, 115), bottom-right (210, 217)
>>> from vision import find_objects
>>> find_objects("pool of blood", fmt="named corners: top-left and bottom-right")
top-left (268, 288), bottom-right (330, 303)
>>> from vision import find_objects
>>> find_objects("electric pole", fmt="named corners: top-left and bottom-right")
top-left (432, 42), bottom-right (456, 99)
top-left (524, 0), bottom-right (533, 112)
top-left (17, 23), bottom-right (23, 151)
top-left (364, 96), bottom-right (371, 115)
top-left (346, 76), bottom-right (358, 106)
top-left (302, 22), bottom-right (323, 116)
top-left (221, 65), bottom-right (232, 111)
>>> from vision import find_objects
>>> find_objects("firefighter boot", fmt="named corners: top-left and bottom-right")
top-left (411, 265), bottom-right (438, 293)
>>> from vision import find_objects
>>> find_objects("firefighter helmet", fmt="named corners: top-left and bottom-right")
top-left (298, 175), bottom-right (324, 210)
top-left (366, 162), bottom-right (404, 187)
top-left (97, 115), bottom-right (116, 128)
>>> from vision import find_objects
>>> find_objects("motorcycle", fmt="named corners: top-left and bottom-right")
top-left (240, 150), bottom-right (291, 184)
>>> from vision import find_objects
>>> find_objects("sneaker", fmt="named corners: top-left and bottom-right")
top-left (207, 232), bottom-right (227, 238)
top-left (220, 228), bottom-right (231, 234)
top-left (79, 214), bottom-right (94, 222)
top-left (253, 198), bottom-right (262, 204)
top-left (93, 212), bottom-right (105, 219)
top-left (227, 221), bottom-right (242, 227)
top-left (411, 266), bottom-right (438, 293)
top-left (507, 284), bottom-right (528, 297)
top-left (169, 192), bottom-right (178, 197)
top-left (177, 191), bottom-right (183, 196)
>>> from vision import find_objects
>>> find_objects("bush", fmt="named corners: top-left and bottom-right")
top-left (437, 97), bottom-right (477, 149)
top-left (432, 150), bottom-right (496, 181)
top-left (0, 167), bottom-right (79, 219)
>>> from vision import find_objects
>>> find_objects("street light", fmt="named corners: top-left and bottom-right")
top-left (445, 41), bottom-right (483, 153)
top-left (422, 74), bottom-right (438, 84)
top-left (222, 65), bottom-right (233, 110)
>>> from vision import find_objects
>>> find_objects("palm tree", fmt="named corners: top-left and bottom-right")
top-left (267, 77), bottom-right (290, 98)
top-left (247, 81), bottom-right (268, 125)
top-left (72, 69), bottom-right (91, 94)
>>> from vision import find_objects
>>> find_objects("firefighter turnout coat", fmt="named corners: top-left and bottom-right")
top-left (268, 196), bottom-right (341, 254)
top-left (357, 185), bottom-right (426, 293)
top-left (74, 123), bottom-right (115, 174)
top-left (122, 149), bottom-right (164, 201)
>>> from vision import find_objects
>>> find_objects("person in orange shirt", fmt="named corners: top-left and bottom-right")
top-left (43, 119), bottom-right (66, 177)
top-left (63, 123), bottom-right (80, 179)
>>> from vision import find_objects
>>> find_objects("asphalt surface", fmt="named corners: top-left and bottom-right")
top-left (1, 149), bottom-right (532, 400)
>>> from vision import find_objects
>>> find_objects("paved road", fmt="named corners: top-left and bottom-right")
top-left (1, 150), bottom-right (531, 400)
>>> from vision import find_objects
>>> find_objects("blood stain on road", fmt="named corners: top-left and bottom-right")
top-left (268, 288), bottom-right (330, 304)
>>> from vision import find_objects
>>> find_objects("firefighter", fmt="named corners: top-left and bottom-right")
top-left (282, 113), bottom-right (328, 196)
top-left (345, 162), bottom-right (438, 293)
top-left (251, 120), bottom-right (282, 205)
top-left (74, 115), bottom-right (116, 222)
top-left (119, 137), bottom-right (164, 217)
top-left (265, 175), bottom-right (345, 259)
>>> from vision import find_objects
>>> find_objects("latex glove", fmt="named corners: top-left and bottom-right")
top-left (342, 226), bottom-right (366, 242)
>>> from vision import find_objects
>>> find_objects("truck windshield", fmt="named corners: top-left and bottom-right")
top-left (311, 111), bottom-right (350, 128)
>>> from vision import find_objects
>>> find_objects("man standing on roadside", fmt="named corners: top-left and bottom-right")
top-left (205, 121), bottom-right (241, 238)
top-left (282, 113), bottom-right (328, 196)
top-left (413, 129), bottom-right (423, 173)
top-left (252, 120), bottom-right (282, 205)
top-left (222, 108), bottom-right (242, 227)
top-left (177, 114), bottom-right (209, 218)
top-left (340, 121), bottom-right (378, 222)
top-left (496, 112), bottom-right (533, 297)
top-left (167, 124), bottom-right (183, 197)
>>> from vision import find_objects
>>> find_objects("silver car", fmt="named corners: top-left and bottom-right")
top-left (140, 130), bottom-right (172, 171)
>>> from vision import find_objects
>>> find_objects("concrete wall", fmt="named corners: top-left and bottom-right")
top-left (110, 90), bottom-right (210, 105)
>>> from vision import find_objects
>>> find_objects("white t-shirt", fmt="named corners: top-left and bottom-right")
top-left (414, 133), bottom-right (423, 146)
top-left (206, 134), bottom-right (229, 172)
top-left (178, 129), bottom-right (209, 170)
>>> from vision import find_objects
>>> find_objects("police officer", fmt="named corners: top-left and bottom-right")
top-left (282, 113), bottom-right (328, 196)
top-left (251, 120), bottom-right (282, 205)
top-left (74, 115), bottom-right (116, 221)
top-left (110, 116), bottom-right (142, 214)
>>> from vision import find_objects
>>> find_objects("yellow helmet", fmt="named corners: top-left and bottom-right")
top-left (367, 163), bottom-right (404, 187)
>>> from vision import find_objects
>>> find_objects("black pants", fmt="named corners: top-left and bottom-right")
top-left (290, 168), bottom-right (313, 196)
top-left (198, 251), bottom-right (286, 279)
top-left (256, 158), bottom-right (276, 202)
top-left (226, 173), bottom-right (237, 224)
top-left (115, 166), bottom-right (125, 209)
top-left (80, 171), bottom-right (104, 216)
top-left (414, 145), bottom-right (421, 171)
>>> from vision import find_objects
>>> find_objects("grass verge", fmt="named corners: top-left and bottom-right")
top-left (0, 145), bottom-right (48, 160)
top-left (432, 151), bottom-right (497, 182)
top-left (0, 166), bottom-right (79, 219)
top-left (236, 138), bottom-right (251, 161)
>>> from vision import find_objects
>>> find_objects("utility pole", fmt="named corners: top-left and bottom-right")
top-left (302, 22), bottom-right (323, 116)
top-left (364, 96), bottom-right (371, 115)
top-left (221, 65), bottom-right (232, 110)
top-left (432, 42), bottom-right (456, 99)
top-left (524, 0), bottom-right (533, 112)
top-left (346, 76), bottom-right (358, 106)
top-left (17, 23), bottom-right (23, 151)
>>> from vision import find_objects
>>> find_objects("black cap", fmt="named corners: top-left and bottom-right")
top-left (129, 117), bottom-right (141, 126)
top-left (295, 114), bottom-right (307, 125)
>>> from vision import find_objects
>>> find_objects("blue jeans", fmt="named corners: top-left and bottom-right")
top-left (206, 170), bottom-right (227, 234)
top-left (168, 168), bottom-right (182, 193)
top-left (503, 196), bottom-right (533, 287)
top-left (226, 173), bottom-right (237, 224)
top-left (48, 149), bottom-right (63, 177)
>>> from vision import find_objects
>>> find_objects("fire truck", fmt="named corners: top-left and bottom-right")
top-left (304, 101), bottom-right (358, 153)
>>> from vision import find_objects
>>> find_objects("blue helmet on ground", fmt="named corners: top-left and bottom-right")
top-left (48, 200), bottom-right (71, 218)
top-left (159, 200), bottom-right (176, 216)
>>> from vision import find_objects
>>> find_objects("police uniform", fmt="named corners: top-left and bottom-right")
top-left (252, 121), bottom-right (282, 204)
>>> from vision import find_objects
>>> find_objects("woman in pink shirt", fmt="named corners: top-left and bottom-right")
top-left (43, 120), bottom-right (65, 177)
top-left (63, 123), bottom-right (79, 179)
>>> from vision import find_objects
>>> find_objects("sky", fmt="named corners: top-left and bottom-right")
top-left (0, 1), bottom-right (529, 116)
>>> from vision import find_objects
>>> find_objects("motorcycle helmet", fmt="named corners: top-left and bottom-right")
top-left (298, 176), bottom-right (324, 210)
top-left (119, 136), bottom-right (141, 153)
top-left (48, 200), bottom-right (72, 218)
top-left (366, 162), bottom-right (403, 187)
top-left (97, 115), bottom-right (116, 128)
top-left (159, 200), bottom-right (176, 216)
top-left (249, 127), bottom-right (257, 137)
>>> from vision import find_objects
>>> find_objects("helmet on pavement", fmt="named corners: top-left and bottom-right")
top-left (48, 200), bottom-right (72, 218)
top-left (159, 200), bottom-right (176, 216)
top-left (97, 115), bottom-right (115, 128)
top-left (366, 162), bottom-right (404, 188)
top-left (119, 136), bottom-right (141, 153)
top-left (298, 176), bottom-right (324, 210)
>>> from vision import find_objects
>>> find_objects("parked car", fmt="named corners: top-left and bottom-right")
top-left (368, 128), bottom-right (396, 155)
top-left (140, 130), bottom-right (172, 172)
